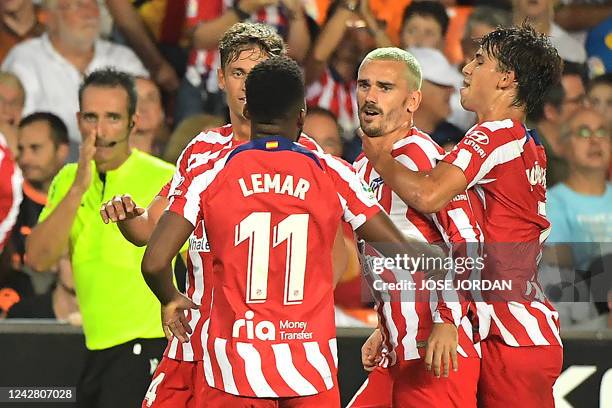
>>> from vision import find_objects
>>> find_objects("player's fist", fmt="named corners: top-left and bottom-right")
top-left (161, 293), bottom-right (199, 343)
top-left (361, 328), bottom-right (383, 371)
top-left (100, 194), bottom-right (145, 224)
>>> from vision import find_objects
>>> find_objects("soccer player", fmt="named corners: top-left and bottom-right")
top-left (347, 47), bottom-right (482, 408)
top-left (141, 56), bottom-right (411, 407)
top-left (100, 23), bottom-right (370, 407)
top-left (360, 26), bottom-right (564, 407)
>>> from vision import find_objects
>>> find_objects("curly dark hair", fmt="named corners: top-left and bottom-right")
top-left (245, 57), bottom-right (304, 122)
top-left (480, 24), bottom-right (563, 116)
top-left (219, 22), bottom-right (286, 70)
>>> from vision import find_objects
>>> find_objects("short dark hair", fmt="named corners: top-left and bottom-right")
top-left (480, 24), bottom-right (563, 116)
top-left (219, 22), bottom-right (285, 70)
top-left (402, 1), bottom-right (450, 37)
top-left (78, 68), bottom-right (137, 118)
top-left (587, 72), bottom-right (612, 93)
top-left (245, 57), bottom-right (304, 123)
top-left (19, 112), bottom-right (69, 147)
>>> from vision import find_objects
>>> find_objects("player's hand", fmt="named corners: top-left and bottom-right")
top-left (358, 128), bottom-right (395, 168)
top-left (361, 328), bottom-right (383, 371)
top-left (72, 129), bottom-right (96, 195)
top-left (100, 194), bottom-right (146, 224)
top-left (161, 293), bottom-right (199, 343)
top-left (238, 0), bottom-right (279, 14)
top-left (424, 322), bottom-right (458, 378)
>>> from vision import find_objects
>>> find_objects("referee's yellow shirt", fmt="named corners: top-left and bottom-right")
top-left (39, 149), bottom-right (175, 350)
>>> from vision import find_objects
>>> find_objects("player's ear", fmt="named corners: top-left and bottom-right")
top-left (298, 108), bottom-right (306, 127)
top-left (498, 70), bottom-right (516, 90)
top-left (407, 89), bottom-right (422, 113)
top-left (243, 104), bottom-right (250, 120)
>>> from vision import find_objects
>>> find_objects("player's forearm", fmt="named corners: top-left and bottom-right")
top-left (286, 14), bottom-right (311, 63)
top-left (105, 0), bottom-right (166, 72)
top-left (555, 4), bottom-right (612, 32)
top-left (309, 8), bottom-right (352, 64)
top-left (26, 188), bottom-right (82, 271)
top-left (373, 153), bottom-right (445, 213)
top-left (141, 259), bottom-right (178, 305)
top-left (192, 11), bottom-right (240, 50)
top-left (117, 212), bottom-right (155, 247)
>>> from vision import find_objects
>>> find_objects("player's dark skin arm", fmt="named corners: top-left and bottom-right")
top-left (142, 211), bottom-right (198, 342)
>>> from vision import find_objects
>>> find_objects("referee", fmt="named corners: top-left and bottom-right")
top-left (26, 69), bottom-right (175, 407)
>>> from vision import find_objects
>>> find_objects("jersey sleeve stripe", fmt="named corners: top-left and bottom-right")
top-left (237, 343), bottom-right (278, 397)
top-left (328, 339), bottom-right (338, 368)
top-left (271, 344), bottom-right (318, 395)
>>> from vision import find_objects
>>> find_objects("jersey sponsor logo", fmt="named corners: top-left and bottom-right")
top-left (464, 138), bottom-right (487, 158)
top-left (466, 130), bottom-right (490, 145)
top-left (188, 235), bottom-right (210, 252)
top-left (526, 162), bottom-right (546, 188)
top-left (231, 310), bottom-right (313, 341)
top-left (452, 193), bottom-right (468, 202)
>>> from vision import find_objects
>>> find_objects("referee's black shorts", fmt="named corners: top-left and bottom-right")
top-left (77, 337), bottom-right (166, 408)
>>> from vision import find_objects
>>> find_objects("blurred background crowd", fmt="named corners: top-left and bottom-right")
top-left (0, 0), bottom-right (610, 330)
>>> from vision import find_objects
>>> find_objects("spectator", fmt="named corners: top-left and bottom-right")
top-left (176, 0), bottom-right (311, 123)
top-left (528, 62), bottom-right (587, 186)
top-left (305, 0), bottom-right (384, 139)
top-left (513, 0), bottom-right (587, 63)
top-left (25, 69), bottom-right (174, 407)
top-left (544, 107), bottom-right (611, 326)
top-left (130, 77), bottom-right (167, 157)
top-left (400, 1), bottom-right (449, 51)
top-left (303, 106), bottom-right (343, 157)
top-left (10, 113), bottom-right (69, 270)
top-left (0, 0), bottom-right (44, 64)
top-left (587, 73), bottom-right (612, 126)
top-left (0, 71), bottom-right (24, 155)
top-left (1, 0), bottom-right (148, 156)
top-left (104, 0), bottom-right (180, 93)
top-left (162, 113), bottom-right (225, 164)
top-left (546, 107), bottom-right (611, 270)
top-left (409, 47), bottom-right (464, 148)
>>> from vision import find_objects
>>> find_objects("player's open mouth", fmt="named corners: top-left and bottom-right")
top-left (363, 109), bottom-right (380, 117)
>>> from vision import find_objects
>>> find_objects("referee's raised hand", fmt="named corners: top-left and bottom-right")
top-left (72, 129), bottom-right (96, 195)
top-left (100, 194), bottom-right (145, 224)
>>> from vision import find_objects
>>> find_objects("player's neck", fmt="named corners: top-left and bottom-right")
top-left (476, 102), bottom-right (525, 124)
top-left (229, 111), bottom-right (251, 142)
top-left (251, 123), bottom-right (298, 142)
top-left (565, 168), bottom-right (607, 196)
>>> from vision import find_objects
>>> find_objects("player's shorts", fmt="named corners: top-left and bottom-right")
top-left (205, 385), bottom-right (341, 408)
top-left (141, 357), bottom-right (208, 408)
top-left (346, 366), bottom-right (393, 408)
top-left (389, 356), bottom-right (480, 408)
top-left (478, 337), bottom-right (563, 408)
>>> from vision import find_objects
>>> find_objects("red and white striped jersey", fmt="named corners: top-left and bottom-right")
top-left (442, 119), bottom-right (562, 347)
top-left (184, 0), bottom-right (289, 93)
top-left (0, 132), bottom-right (23, 251)
top-left (159, 125), bottom-right (324, 361)
top-left (306, 67), bottom-right (359, 134)
top-left (168, 136), bottom-right (380, 397)
top-left (354, 127), bottom-right (483, 364)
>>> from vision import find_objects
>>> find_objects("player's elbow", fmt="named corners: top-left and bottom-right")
top-left (141, 249), bottom-right (165, 280)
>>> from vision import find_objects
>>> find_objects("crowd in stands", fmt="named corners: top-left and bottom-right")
top-left (0, 0), bottom-right (610, 331)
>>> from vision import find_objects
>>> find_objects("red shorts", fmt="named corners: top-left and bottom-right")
top-left (141, 357), bottom-right (209, 408)
top-left (206, 386), bottom-right (340, 408)
top-left (390, 356), bottom-right (480, 408)
top-left (478, 338), bottom-right (563, 408)
top-left (346, 367), bottom-right (393, 408)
